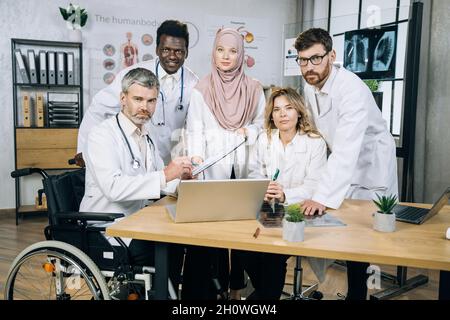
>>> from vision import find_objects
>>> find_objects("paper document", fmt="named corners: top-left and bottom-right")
top-left (304, 213), bottom-right (346, 227)
top-left (192, 137), bottom-right (247, 176)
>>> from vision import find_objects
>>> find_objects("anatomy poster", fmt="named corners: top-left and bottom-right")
top-left (81, 3), bottom-right (163, 98)
top-left (79, 4), bottom-right (281, 99)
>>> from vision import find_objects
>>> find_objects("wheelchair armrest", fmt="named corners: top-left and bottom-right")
top-left (56, 211), bottom-right (124, 222)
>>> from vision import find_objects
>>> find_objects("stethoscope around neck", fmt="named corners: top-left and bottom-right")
top-left (116, 114), bottom-right (155, 170)
top-left (153, 60), bottom-right (185, 126)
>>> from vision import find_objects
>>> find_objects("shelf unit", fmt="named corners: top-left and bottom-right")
top-left (11, 38), bottom-right (83, 225)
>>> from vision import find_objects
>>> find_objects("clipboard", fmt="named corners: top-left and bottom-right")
top-left (192, 136), bottom-right (247, 176)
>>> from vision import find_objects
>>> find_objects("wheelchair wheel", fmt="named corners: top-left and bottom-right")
top-left (4, 241), bottom-right (110, 300)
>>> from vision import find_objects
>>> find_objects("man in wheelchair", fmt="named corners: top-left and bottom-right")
top-left (6, 68), bottom-right (194, 302)
top-left (80, 67), bottom-right (194, 297)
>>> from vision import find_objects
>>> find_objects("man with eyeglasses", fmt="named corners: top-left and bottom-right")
top-left (77, 20), bottom-right (199, 166)
top-left (295, 28), bottom-right (398, 300)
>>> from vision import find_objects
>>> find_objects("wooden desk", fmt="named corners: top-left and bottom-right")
top-left (106, 198), bottom-right (450, 299)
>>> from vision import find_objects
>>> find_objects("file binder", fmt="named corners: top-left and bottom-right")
top-left (38, 50), bottom-right (47, 84)
top-left (35, 92), bottom-right (45, 127)
top-left (56, 52), bottom-right (66, 85)
top-left (27, 49), bottom-right (38, 84)
top-left (14, 49), bottom-right (29, 83)
top-left (47, 51), bottom-right (56, 84)
top-left (22, 94), bottom-right (31, 127)
top-left (67, 52), bottom-right (75, 85)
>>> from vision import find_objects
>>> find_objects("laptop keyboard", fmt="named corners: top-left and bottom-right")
top-left (393, 206), bottom-right (428, 223)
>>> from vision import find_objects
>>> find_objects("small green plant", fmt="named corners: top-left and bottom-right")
top-left (285, 203), bottom-right (305, 222)
top-left (364, 79), bottom-right (380, 92)
top-left (59, 3), bottom-right (88, 30)
top-left (373, 194), bottom-right (397, 214)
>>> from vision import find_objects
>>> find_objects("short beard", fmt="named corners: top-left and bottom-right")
top-left (303, 63), bottom-right (331, 86)
top-left (130, 115), bottom-right (150, 126)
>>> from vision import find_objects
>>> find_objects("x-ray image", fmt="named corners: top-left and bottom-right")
top-left (343, 25), bottom-right (397, 80)
top-left (373, 31), bottom-right (395, 72)
top-left (345, 35), bottom-right (369, 73)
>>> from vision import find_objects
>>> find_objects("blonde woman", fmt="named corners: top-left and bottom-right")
top-left (243, 87), bottom-right (327, 299)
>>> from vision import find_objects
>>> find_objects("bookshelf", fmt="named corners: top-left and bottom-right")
top-left (11, 38), bottom-right (83, 225)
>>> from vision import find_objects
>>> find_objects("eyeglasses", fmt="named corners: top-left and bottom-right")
top-left (295, 51), bottom-right (329, 66)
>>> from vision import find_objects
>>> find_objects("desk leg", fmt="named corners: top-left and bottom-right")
top-left (370, 266), bottom-right (428, 300)
top-left (155, 242), bottom-right (169, 300)
top-left (439, 270), bottom-right (450, 300)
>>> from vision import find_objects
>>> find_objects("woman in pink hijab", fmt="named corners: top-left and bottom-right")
top-left (186, 28), bottom-right (265, 179)
top-left (183, 28), bottom-right (266, 300)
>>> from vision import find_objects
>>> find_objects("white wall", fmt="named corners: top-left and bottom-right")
top-left (0, 0), bottom-right (297, 209)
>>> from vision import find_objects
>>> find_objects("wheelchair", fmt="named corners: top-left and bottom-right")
top-left (5, 167), bottom-right (177, 300)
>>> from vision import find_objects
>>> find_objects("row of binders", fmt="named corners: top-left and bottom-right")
top-left (20, 92), bottom-right (79, 128)
top-left (14, 49), bottom-right (76, 85)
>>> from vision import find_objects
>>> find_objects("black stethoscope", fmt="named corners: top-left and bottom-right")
top-left (153, 60), bottom-right (185, 126)
top-left (116, 114), bottom-right (156, 170)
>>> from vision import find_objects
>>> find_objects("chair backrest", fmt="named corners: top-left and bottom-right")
top-left (43, 168), bottom-right (85, 226)
top-left (43, 168), bottom-right (128, 270)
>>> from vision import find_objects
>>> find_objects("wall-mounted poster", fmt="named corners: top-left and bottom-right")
top-left (284, 38), bottom-right (300, 76)
top-left (344, 25), bottom-right (397, 80)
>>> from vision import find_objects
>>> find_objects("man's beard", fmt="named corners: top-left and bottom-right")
top-left (303, 64), bottom-right (331, 86)
top-left (130, 112), bottom-right (151, 126)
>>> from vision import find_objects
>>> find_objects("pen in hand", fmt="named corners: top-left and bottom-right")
top-left (271, 169), bottom-right (280, 214)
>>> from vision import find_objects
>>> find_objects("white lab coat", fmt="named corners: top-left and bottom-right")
top-left (304, 65), bottom-right (398, 208)
top-left (78, 60), bottom-right (199, 164)
top-left (248, 130), bottom-right (327, 204)
top-left (186, 88), bottom-right (266, 179)
top-left (79, 115), bottom-right (177, 217)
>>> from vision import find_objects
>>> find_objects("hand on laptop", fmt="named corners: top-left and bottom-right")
top-left (301, 199), bottom-right (326, 216)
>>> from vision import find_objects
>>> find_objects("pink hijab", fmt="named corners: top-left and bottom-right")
top-left (195, 28), bottom-right (262, 130)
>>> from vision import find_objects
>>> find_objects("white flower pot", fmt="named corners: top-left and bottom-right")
top-left (373, 211), bottom-right (396, 232)
top-left (282, 219), bottom-right (305, 242)
top-left (68, 29), bottom-right (82, 42)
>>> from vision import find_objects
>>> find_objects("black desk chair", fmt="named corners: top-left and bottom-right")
top-left (282, 256), bottom-right (323, 300)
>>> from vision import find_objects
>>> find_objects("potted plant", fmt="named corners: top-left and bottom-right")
top-left (372, 194), bottom-right (397, 232)
top-left (364, 79), bottom-right (383, 111)
top-left (282, 203), bottom-right (305, 242)
top-left (59, 3), bottom-right (88, 42)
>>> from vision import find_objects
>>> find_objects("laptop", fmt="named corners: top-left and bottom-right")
top-left (393, 187), bottom-right (450, 224)
top-left (165, 179), bottom-right (270, 223)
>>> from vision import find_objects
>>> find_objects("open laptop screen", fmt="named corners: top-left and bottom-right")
top-left (423, 187), bottom-right (450, 223)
